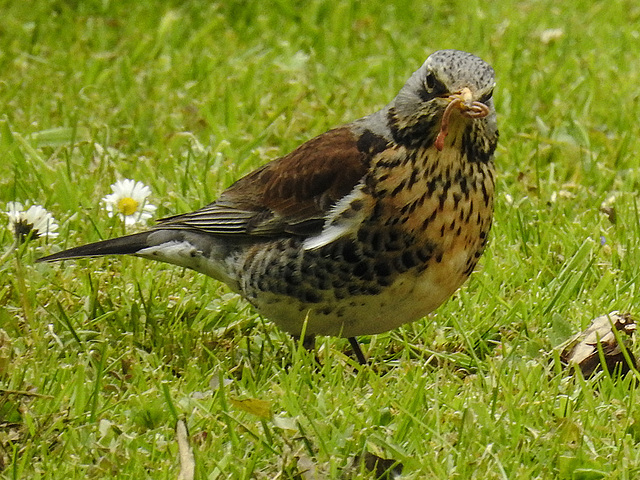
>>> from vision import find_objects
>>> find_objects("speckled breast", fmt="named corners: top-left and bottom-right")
top-left (236, 146), bottom-right (495, 338)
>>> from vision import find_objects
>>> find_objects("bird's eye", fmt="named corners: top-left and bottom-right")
top-left (479, 85), bottom-right (495, 103)
top-left (425, 72), bottom-right (437, 91)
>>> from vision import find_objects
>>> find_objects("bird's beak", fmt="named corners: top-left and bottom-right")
top-left (435, 87), bottom-right (490, 151)
top-left (446, 87), bottom-right (489, 118)
top-left (453, 87), bottom-right (474, 106)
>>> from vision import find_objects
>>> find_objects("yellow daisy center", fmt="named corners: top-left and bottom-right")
top-left (117, 197), bottom-right (139, 216)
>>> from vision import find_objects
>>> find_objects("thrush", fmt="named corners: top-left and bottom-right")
top-left (38, 50), bottom-right (498, 363)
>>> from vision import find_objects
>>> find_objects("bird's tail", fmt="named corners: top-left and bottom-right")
top-left (36, 229), bottom-right (242, 291)
top-left (36, 231), bottom-right (154, 263)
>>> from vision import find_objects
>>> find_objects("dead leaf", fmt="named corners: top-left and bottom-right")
top-left (559, 311), bottom-right (636, 377)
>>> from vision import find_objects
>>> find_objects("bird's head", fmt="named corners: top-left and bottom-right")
top-left (389, 50), bottom-right (498, 156)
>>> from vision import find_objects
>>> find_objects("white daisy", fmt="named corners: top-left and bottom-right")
top-left (102, 179), bottom-right (157, 226)
top-left (6, 201), bottom-right (59, 242)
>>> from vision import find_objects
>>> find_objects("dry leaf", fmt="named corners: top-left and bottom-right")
top-left (559, 311), bottom-right (636, 377)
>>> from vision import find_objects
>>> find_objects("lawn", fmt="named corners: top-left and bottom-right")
top-left (2, 0), bottom-right (640, 478)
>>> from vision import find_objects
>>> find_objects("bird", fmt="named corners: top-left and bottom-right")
top-left (38, 49), bottom-right (498, 364)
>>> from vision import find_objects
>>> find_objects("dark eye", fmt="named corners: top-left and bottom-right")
top-left (479, 85), bottom-right (495, 103)
top-left (425, 71), bottom-right (437, 91)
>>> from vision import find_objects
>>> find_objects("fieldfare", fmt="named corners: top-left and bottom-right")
top-left (39, 50), bottom-right (498, 363)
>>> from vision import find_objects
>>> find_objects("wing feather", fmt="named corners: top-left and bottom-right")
top-left (155, 127), bottom-right (374, 238)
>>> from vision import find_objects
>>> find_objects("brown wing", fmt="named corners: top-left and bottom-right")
top-left (155, 127), bottom-right (373, 237)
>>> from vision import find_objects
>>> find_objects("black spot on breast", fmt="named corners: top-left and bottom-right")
top-left (282, 265), bottom-right (298, 284)
top-left (438, 192), bottom-right (447, 210)
top-left (341, 241), bottom-right (360, 263)
top-left (370, 230), bottom-right (384, 251)
top-left (452, 192), bottom-right (462, 209)
top-left (357, 227), bottom-right (370, 243)
top-left (460, 177), bottom-right (469, 197)
top-left (481, 181), bottom-right (489, 205)
top-left (465, 204), bottom-right (474, 223)
top-left (463, 254), bottom-right (479, 275)
top-left (462, 127), bottom-right (496, 164)
top-left (332, 278), bottom-right (346, 289)
top-left (391, 179), bottom-right (407, 197)
top-left (385, 230), bottom-right (404, 250)
top-left (408, 168), bottom-right (420, 188)
top-left (422, 209), bottom-right (438, 230)
top-left (387, 109), bottom-right (438, 149)
top-left (317, 275), bottom-right (332, 290)
top-left (348, 285), bottom-right (362, 295)
top-left (303, 290), bottom-right (322, 303)
top-left (393, 256), bottom-right (410, 273)
top-left (374, 261), bottom-right (392, 277)
top-left (416, 243), bottom-right (434, 263)
top-left (341, 207), bottom-right (357, 219)
top-left (365, 286), bottom-right (382, 295)
top-left (427, 178), bottom-right (438, 195)
top-left (357, 130), bottom-right (390, 155)
top-left (400, 250), bottom-right (419, 269)
top-left (353, 261), bottom-right (373, 281)
top-left (351, 199), bottom-right (364, 211)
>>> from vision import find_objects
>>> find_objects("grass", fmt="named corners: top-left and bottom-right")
top-left (2, 0), bottom-right (640, 478)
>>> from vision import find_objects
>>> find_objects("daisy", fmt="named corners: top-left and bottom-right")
top-left (6, 201), bottom-right (59, 242)
top-left (102, 179), bottom-right (157, 226)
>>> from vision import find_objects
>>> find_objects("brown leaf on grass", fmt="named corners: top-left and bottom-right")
top-left (560, 311), bottom-right (636, 377)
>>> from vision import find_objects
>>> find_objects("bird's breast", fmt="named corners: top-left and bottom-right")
top-left (231, 144), bottom-right (494, 337)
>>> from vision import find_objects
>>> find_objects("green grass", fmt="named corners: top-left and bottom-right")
top-left (2, 0), bottom-right (640, 478)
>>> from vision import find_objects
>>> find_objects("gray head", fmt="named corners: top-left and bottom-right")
top-left (421, 50), bottom-right (495, 97)
top-left (388, 49), bottom-right (498, 155)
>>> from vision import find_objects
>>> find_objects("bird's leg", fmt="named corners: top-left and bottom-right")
top-left (348, 337), bottom-right (368, 365)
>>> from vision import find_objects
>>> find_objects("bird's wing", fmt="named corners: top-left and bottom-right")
top-left (156, 127), bottom-right (380, 237)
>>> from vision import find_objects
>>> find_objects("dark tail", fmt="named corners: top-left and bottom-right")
top-left (36, 231), bottom-right (153, 263)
